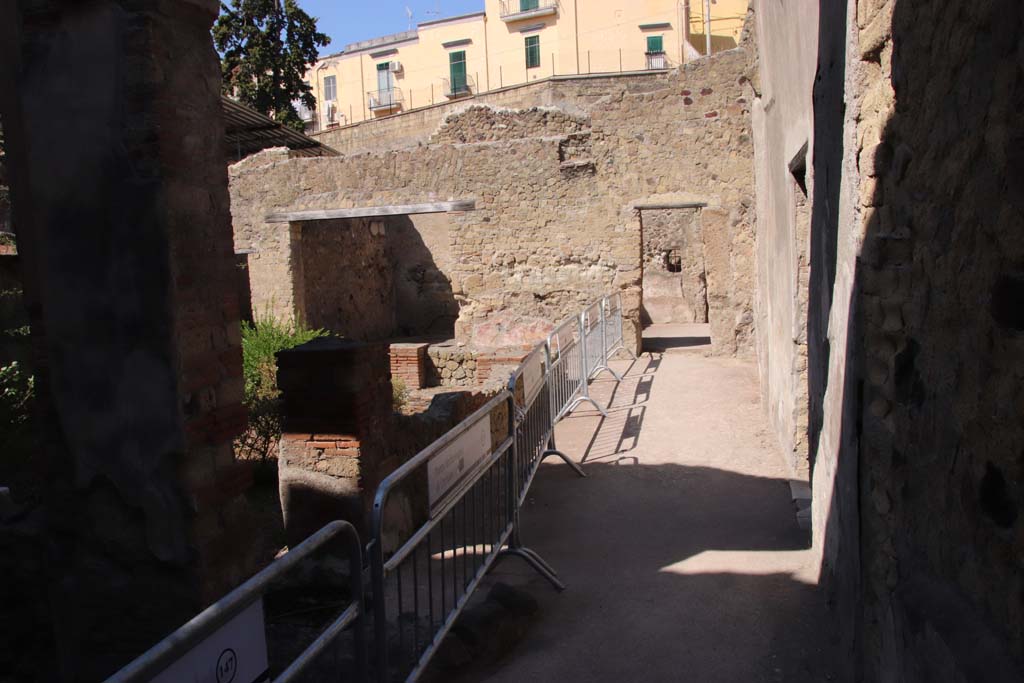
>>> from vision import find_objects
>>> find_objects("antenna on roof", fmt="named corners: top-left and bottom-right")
top-left (405, 5), bottom-right (414, 29)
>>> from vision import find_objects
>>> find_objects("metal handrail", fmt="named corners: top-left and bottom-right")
top-left (441, 74), bottom-right (476, 98)
top-left (367, 88), bottom-right (403, 110)
top-left (499, 0), bottom-right (558, 18)
top-left (105, 521), bottom-right (366, 683)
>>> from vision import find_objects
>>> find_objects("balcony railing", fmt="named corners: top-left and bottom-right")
top-left (367, 88), bottom-right (403, 111)
top-left (441, 74), bottom-right (476, 99)
top-left (499, 0), bottom-right (558, 21)
top-left (645, 51), bottom-right (668, 70)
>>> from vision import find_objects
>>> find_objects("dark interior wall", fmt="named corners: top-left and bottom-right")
top-left (803, 0), bottom-right (1024, 679)
top-left (390, 214), bottom-right (458, 337)
top-left (853, 0), bottom-right (1024, 679)
top-left (300, 217), bottom-right (395, 340)
top-left (1, 2), bottom-right (255, 678)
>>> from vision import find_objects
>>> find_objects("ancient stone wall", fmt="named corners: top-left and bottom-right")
top-left (757, 0), bottom-right (1024, 679)
top-left (310, 74), bottom-right (594, 157)
top-left (389, 213), bottom-right (458, 337)
top-left (427, 343), bottom-right (478, 387)
top-left (431, 105), bottom-right (589, 145)
top-left (231, 52), bottom-right (758, 356)
top-left (299, 217), bottom-right (394, 339)
top-left (850, 0), bottom-right (1024, 678)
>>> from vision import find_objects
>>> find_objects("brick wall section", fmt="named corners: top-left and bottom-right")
top-left (276, 338), bottom-right (392, 542)
top-left (390, 342), bottom-right (429, 389)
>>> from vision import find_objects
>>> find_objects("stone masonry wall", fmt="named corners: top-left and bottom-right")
top-left (299, 217), bottom-right (394, 339)
top-left (310, 74), bottom-right (596, 157)
top-left (231, 51), bottom-right (758, 357)
top-left (849, 0), bottom-right (1024, 679)
top-left (757, 0), bottom-right (1024, 679)
top-left (431, 105), bottom-right (589, 145)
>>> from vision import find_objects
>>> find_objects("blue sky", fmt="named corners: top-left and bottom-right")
top-left (301, 1), bottom-right (486, 55)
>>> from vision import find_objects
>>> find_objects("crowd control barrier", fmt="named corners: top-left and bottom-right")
top-left (602, 293), bottom-right (631, 364)
top-left (105, 521), bottom-right (367, 683)
top-left (369, 391), bottom-right (563, 682)
top-left (547, 313), bottom-right (606, 419)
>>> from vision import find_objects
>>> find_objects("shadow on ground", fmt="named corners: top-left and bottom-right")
top-left (423, 355), bottom-right (839, 683)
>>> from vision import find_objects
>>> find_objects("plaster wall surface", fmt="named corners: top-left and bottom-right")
top-left (751, 0), bottom-right (818, 481)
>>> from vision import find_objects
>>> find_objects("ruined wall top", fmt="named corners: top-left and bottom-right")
top-left (431, 105), bottom-right (590, 145)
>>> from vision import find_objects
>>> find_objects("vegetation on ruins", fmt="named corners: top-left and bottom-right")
top-left (236, 312), bottom-right (327, 463)
top-left (213, 0), bottom-right (329, 132)
top-left (392, 378), bottom-right (409, 411)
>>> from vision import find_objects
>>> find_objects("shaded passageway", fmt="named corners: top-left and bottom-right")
top-left (455, 330), bottom-right (838, 681)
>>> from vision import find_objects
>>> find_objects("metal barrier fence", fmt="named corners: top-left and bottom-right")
top-left (509, 342), bottom-right (587, 505)
top-left (546, 313), bottom-right (605, 420)
top-left (370, 391), bottom-right (535, 682)
top-left (602, 293), bottom-right (630, 362)
top-left (105, 520), bottom-right (366, 683)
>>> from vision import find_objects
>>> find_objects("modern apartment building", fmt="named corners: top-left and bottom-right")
top-left (299, 0), bottom-right (748, 131)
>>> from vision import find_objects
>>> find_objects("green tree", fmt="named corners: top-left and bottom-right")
top-left (214, 0), bottom-right (329, 132)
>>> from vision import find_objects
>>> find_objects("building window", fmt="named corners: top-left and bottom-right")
top-left (525, 35), bottom-right (541, 69)
top-left (645, 36), bottom-right (667, 69)
top-left (449, 51), bottom-right (468, 95)
top-left (520, 0), bottom-right (539, 10)
top-left (323, 75), bottom-right (336, 102)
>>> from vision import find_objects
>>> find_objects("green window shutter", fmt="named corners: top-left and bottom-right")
top-left (449, 51), bottom-right (467, 93)
top-left (525, 35), bottom-right (540, 69)
top-left (520, 0), bottom-right (539, 11)
top-left (647, 35), bottom-right (664, 53)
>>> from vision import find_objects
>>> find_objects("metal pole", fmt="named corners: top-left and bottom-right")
top-left (431, 82), bottom-right (434, 105)
top-left (587, 50), bottom-right (591, 74)
top-left (704, 0), bottom-right (712, 56)
top-left (619, 48), bottom-right (622, 72)
top-left (500, 65), bottom-right (503, 88)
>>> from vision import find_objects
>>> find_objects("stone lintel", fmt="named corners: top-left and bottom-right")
top-left (266, 200), bottom-right (476, 223)
top-left (634, 201), bottom-right (709, 211)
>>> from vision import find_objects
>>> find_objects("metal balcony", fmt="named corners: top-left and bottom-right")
top-left (367, 88), bottom-right (403, 111)
top-left (441, 74), bottom-right (476, 99)
top-left (499, 0), bottom-right (558, 22)
top-left (645, 51), bottom-right (668, 70)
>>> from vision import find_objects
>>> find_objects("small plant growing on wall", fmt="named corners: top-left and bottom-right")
top-left (235, 311), bottom-right (327, 467)
top-left (392, 378), bottom-right (410, 412)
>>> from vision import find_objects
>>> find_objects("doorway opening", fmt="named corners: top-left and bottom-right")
top-left (638, 205), bottom-right (710, 352)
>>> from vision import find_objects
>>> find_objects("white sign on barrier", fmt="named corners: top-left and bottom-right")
top-left (427, 412), bottom-right (493, 516)
top-left (522, 351), bottom-right (545, 406)
top-left (152, 599), bottom-right (268, 683)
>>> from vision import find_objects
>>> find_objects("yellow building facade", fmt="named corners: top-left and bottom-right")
top-left (301, 0), bottom-right (747, 131)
